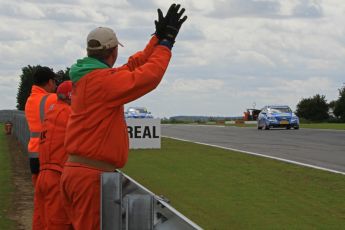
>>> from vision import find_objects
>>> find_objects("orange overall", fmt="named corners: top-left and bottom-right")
top-left (25, 85), bottom-right (57, 230)
top-left (25, 86), bottom-right (57, 184)
top-left (60, 36), bottom-right (171, 229)
top-left (36, 101), bottom-right (73, 229)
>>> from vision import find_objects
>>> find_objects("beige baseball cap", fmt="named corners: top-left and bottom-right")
top-left (87, 27), bottom-right (123, 50)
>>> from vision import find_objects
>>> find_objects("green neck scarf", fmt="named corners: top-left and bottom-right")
top-left (69, 57), bottom-right (109, 83)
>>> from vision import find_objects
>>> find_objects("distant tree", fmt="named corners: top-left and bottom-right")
top-left (56, 68), bottom-right (70, 85)
top-left (209, 117), bottom-right (216, 122)
top-left (16, 65), bottom-right (40, 110)
top-left (160, 117), bottom-right (169, 124)
top-left (328, 100), bottom-right (336, 111)
top-left (170, 118), bottom-right (177, 124)
top-left (333, 85), bottom-right (345, 121)
top-left (296, 94), bottom-right (329, 122)
top-left (16, 66), bottom-right (70, 111)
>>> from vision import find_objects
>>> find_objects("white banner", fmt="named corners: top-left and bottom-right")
top-left (126, 118), bottom-right (161, 149)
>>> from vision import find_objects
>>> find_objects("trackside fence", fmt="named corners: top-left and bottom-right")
top-left (0, 109), bottom-right (203, 230)
top-left (0, 110), bottom-right (15, 123)
top-left (101, 172), bottom-right (202, 230)
top-left (0, 110), bottom-right (30, 152)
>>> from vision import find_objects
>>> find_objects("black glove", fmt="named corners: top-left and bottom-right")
top-left (155, 4), bottom-right (187, 43)
top-left (154, 8), bottom-right (165, 40)
top-left (164, 4), bottom-right (187, 43)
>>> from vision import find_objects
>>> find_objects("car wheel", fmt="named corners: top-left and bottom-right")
top-left (257, 122), bottom-right (262, 130)
top-left (294, 126), bottom-right (299, 130)
top-left (263, 122), bottom-right (270, 130)
top-left (286, 125), bottom-right (291, 130)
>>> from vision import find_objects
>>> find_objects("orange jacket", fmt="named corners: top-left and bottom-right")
top-left (25, 86), bottom-right (57, 157)
top-left (39, 101), bottom-right (71, 172)
top-left (65, 36), bottom-right (171, 168)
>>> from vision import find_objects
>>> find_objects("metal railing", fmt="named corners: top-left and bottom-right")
top-left (0, 109), bottom-right (15, 123)
top-left (0, 110), bottom-right (30, 152)
top-left (101, 172), bottom-right (202, 230)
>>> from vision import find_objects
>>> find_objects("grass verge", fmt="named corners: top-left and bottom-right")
top-left (300, 123), bottom-right (345, 130)
top-left (123, 137), bottom-right (345, 230)
top-left (0, 124), bottom-right (15, 229)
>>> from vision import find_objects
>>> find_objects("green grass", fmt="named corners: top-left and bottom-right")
top-left (123, 138), bottom-right (345, 230)
top-left (0, 124), bottom-right (15, 229)
top-left (300, 123), bottom-right (345, 130)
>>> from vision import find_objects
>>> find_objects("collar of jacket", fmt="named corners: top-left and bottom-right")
top-left (31, 85), bottom-right (48, 95)
top-left (69, 57), bottom-right (109, 83)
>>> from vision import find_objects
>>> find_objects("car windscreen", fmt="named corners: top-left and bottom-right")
top-left (268, 107), bottom-right (291, 113)
top-left (129, 108), bottom-right (147, 113)
top-left (136, 108), bottom-right (147, 113)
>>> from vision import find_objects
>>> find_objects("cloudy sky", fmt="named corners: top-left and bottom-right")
top-left (1, 0), bottom-right (344, 118)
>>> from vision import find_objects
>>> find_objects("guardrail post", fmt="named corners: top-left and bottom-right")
top-left (125, 194), bottom-right (153, 230)
top-left (101, 172), bottom-right (122, 230)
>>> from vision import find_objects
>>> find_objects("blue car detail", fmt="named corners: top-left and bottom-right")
top-left (257, 105), bottom-right (299, 130)
top-left (125, 107), bottom-right (153, 119)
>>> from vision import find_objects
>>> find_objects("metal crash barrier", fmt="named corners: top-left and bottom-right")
top-left (101, 172), bottom-right (203, 230)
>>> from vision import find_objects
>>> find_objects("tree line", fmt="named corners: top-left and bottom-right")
top-left (296, 85), bottom-right (345, 122)
top-left (16, 65), bottom-right (70, 110)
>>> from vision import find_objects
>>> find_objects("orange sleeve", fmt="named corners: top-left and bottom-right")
top-left (102, 45), bottom-right (171, 107)
top-left (117, 36), bottom-right (159, 72)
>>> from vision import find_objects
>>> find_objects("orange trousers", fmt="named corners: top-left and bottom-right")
top-left (32, 173), bottom-right (44, 230)
top-left (60, 162), bottom-right (102, 230)
top-left (35, 170), bottom-right (73, 230)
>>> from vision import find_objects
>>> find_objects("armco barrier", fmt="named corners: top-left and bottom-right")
top-left (101, 172), bottom-right (202, 230)
top-left (1, 109), bottom-right (203, 229)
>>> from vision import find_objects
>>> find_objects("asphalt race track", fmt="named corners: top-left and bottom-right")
top-left (162, 125), bottom-right (345, 174)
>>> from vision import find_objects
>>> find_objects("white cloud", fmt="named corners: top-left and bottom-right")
top-left (234, 76), bottom-right (337, 111)
top-left (209, 0), bottom-right (280, 18)
top-left (293, 0), bottom-right (323, 18)
top-left (127, 0), bottom-right (157, 9)
top-left (207, 0), bottom-right (323, 19)
top-left (171, 79), bottom-right (224, 92)
top-left (0, 1), bottom-right (45, 19)
top-left (46, 6), bottom-right (109, 23)
top-left (233, 50), bottom-right (275, 67)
